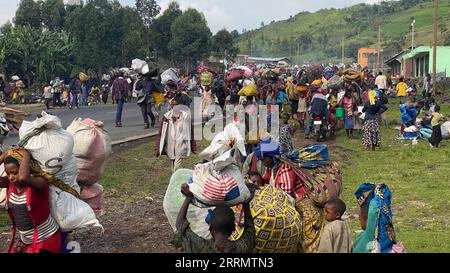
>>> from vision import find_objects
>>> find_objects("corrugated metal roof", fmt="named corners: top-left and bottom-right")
top-left (247, 57), bottom-right (290, 62)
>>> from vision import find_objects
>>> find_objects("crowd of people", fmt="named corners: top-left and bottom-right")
top-left (155, 62), bottom-right (445, 254)
top-left (0, 59), bottom-right (446, 254)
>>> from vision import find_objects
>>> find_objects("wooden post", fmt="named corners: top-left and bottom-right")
top-left (432, 0), bottom-right (438, 95)
top-left (377, 25), bottom-right (381, 71)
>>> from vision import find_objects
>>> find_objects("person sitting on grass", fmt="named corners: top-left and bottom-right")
top-left (174, 184), bottom-right (255, 253)
top-left (317, 199), bottom-right (353, 253)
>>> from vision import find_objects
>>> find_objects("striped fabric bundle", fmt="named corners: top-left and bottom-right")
top-left (189, 163), bottom-right (251, 208)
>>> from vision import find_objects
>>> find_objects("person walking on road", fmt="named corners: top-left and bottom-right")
top-left (112, 72), bottom-right (129, 127)
top-left (69, 78), bottom-right (82, 109)
top-left (136, 75), bottom-right (156, 129)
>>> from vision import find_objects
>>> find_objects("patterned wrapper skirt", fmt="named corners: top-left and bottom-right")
top-left (362, 120), bottom-right (381, 147)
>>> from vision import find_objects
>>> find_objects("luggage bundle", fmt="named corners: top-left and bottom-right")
top-left (131, 58), bottom-right (150, 75)
top-left (200, 71), bottom-right (213, 86)
top-left (281, 144), bottom-right (342, 207)
top-left (264, 70), bottom-right (278, 81)
top-left (190, 123), bottom-right (251, 207)
top-left (238, 84), bottom-right (258, 97)
top-left (161, 68), bottom-right (180, 84)
top-left (231, 185), bottom-right (302, 253)
top-left (67, 118), bottom-right (112, 214)
top-left (79, 72), bottom-right (90, 82)
top-left (18, 112), bottom-right (102, 232)
top-left (327, 75), bottom-right (344, 90)
top-left (164, 169), bottom-right (213, 240)
top-left (225, 69), bottom-right (245, 82)
top-left (342, 68), bottom-right (362, 82)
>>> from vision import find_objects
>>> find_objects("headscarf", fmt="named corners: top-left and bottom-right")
top-left (5, 149), bottom-right (80, 198)
top-left (368, 90), bottom-right (377, 106)
top-left (354, 183), bottom-right (396, 253)
top-left (254, 138), bottom-right (280, 165)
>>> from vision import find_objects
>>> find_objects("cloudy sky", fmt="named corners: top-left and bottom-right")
top-left (1, 0), bottom-right (382, 33)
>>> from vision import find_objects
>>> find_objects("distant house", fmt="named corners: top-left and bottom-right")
top-left (358, 48), bottom-right (377, 68)
top-left (384, 49), bottom-right (413, 77)
top-left (402, 46), bottom-right (450, 78)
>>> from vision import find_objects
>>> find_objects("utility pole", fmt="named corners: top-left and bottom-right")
top-left (411, 19), bottom-right (416, 50)
top-left (432, 0), bottom-right (438, 95)
top-left (377, 25), bottom-right (381, 72)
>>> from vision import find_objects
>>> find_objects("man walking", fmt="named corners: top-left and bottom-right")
top-left (375, 72), bottom-right (387, 94)
top-left (136, 75), bottom-right (156, 129)
top-left (112, 72), bottom-right (129, 127)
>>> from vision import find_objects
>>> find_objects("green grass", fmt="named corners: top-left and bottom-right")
top-left (336, 97), bottom-right (450, 253)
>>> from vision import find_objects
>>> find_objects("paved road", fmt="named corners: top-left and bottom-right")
top-left (3, 102), bottom-right (160, 149)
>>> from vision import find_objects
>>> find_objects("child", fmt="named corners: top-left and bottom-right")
top-left (277, 88), bottom-right (287, 113)
top-left (247, 171), bottom-right (265, 187)
top-left (279, 113), bottom-right (296, 155)
top-left (429, 105), bottom-right (446, 148)
top-left (174, 184), bottom-right (255, 253)
top-left (396, 77), bottom-right (408, 104)
top-left (297, 92), bottom-right (307, 128)
top-left (317, 199), bottom-right (353, 253)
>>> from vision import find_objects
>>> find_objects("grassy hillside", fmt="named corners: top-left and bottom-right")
top-left (237, 0), bottom-right (450, 64)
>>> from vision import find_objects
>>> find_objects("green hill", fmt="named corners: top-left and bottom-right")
top-left (237, 0), bottom-right (450, 64)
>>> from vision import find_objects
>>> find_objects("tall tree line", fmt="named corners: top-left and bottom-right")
top-left (0, 0), bottom-right (239, 89)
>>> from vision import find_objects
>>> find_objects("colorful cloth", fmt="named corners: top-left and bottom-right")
top-left (285, 144), bottom-right (330, 169)
top-left (362, 120), bottom-right (381, 148)
top-left (254, 138), bottom-right (280, 164)
top-left (353, 183), bottom-right (396, 253)
top-left (295, 198), bottom-right (324, 253)
top-left (279, 124), bottom-right (295, 155)
top-left (262, 163), bottom-right (308, 200)
top-left (231, 185), bottom-right (302, 253)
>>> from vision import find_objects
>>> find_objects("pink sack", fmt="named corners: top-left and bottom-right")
top-left (80, 183), bottom-right (104, 212)
top-left (67, 118), bottom-right (112, 186)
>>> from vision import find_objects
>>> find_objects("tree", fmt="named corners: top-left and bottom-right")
top-left (169, 8), bottom-right (212, 73)
top-left (14, 0), bottom-right (42, 29)
top-left (261, 22), bottom-right (265, 28)
top-left (230, 30), bottom-right (239, 40)
top-left (211, 29), bottom-right (238, 60)
top-left (41, 0), bottom-right (66, 31)
top-left (135, 0), bottom-right (161, 28)
top-left (150, 1), bottom-right (182, 59)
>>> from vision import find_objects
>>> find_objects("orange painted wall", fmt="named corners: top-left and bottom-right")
top-left (358, 48), bottom-right (377, 67)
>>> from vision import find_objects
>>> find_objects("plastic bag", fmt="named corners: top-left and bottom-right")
top-left (163, 169), bottom-right (212, 240)
top-left (161, 68), bottom-right (180, 84)
top-left (199, 123), bottom-right (246, 171)
top-left (49, 184), bottom-right (102, 232)
top-left (131, 59), bottom-right (150, 75)
top-left (19, 112), bottom-right (80, 193)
